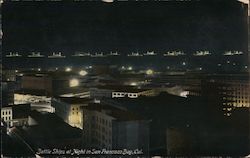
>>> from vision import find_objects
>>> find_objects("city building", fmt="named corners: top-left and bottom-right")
top-left (89, 85), bottom-right (156, 99)
top-left (14, 93), bottom-right (54, 113)
top-left (18, 111), bottom-right (83, 151)
top-left (21, 75), bottom-right (52, 95)
top-left (89, 88), bottom-right (112, 99)
top-left (51, 97), bottom-right (91, 129)
top-left (1, 104), bottom-right (31, 128)
top-left (1, 107), bottom-right (12, 127)
top-left (1, 82), bottom-right (15, 106)
top-left (83, 103), bottom-right (149, 153)
top-left (166, 127), bottom-right (195, 155)
top-left (111, 88), bottom-right (155, 99)
top-left (187, 78), bottom-right (250, 108)
top-left (187, 77), bottom-right (250, 116)
top-left (2, 69), bottom-right (16, 82)
top-left (102, 93), bottom-right (190, 155)
top-left (218, 80), bottom-right (250, 108)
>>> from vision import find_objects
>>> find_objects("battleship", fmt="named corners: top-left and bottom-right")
top-left (107, 51), bottom-right (120, 56)
top-left (91, 52), bottom-right (106, 57)
top-left (72, 52), bottom-right (91, 57)
top-left (5, 52), bottom-right (22, 57)
top-left (143, 51), bottom-right (157, 56)
top-left (193, 51), bottom-right (211, 56)
top-left (127, 52), bottom-right (143, 57)
top-left (163, 51), bottom-right (185, 56)
top-left (27, 52), bottom-right (44, 58)
top-left (223, 51), bottom-right (243, 56)
top-left (48, 52), bottom-right (66, 58)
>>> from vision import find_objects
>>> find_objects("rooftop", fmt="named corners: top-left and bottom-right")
top-left (15, 89), bottom-right (51, 97)
top-left (2, 104), bottom-right (31, 119)
top-left (96, 85), bottom-right (151, 93)
top-left (58, 96), bottom-right (92, 104)
top-left (85, 103), bottom-right (146, 121)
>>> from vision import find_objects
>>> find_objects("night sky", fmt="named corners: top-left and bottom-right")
top-left (2, 0), bottom-right (248, 55)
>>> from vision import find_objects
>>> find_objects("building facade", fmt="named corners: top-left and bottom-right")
top-left (1, 104), bottom-right (31, 128)
top-left (112, 89), bottom-right (155, 99)
top-left (52, 97), bottom-right (90, 129)
top-left (83, 103), bottom-right (149, 154)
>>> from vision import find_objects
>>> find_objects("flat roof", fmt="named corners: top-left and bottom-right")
top-left (96, 85), bottom-right (151, 93)
top-left (15, 89), bottom-right (51, 97)
top-left (85, 103), bottom-right (146, 121)
top-left (57, 97), bottom-right (92, 104)
top-left (2, 104), bottom-right (31, 119)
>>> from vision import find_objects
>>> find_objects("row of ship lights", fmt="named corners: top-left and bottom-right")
top-left (5, 50), bottom-right (244, 58)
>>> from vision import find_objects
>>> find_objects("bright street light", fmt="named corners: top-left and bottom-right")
top-left (146, 69), bottom-right (154, 75)
top-left (65, 67), bottom-right (72, 72)
top-left (69, 78), bottom-right (79, 87)
top-left (79, 70), bottom-right (88, 76)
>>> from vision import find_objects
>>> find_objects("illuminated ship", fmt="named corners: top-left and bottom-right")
top-left (72, 52), bottom-right (91, 57)
top-left (193, 51), bottom-right (211, 56)
top-left (48, 52), bottom-right (66, 58)
top-left (91, 52), bottom-right (106, 57)
top-left (107, 51), bottom-right (120, 56)
top-left (223, 51), bottom-right (243, 56)
top-left (127, 52), bottom-right (143, 57)
top-left (6, 52), bottom-right (22, 57)
top-left (163, 51), bottom-right (185, 56)
top-left (223, 51), bottom-right (232, 56)
top-left (234, 51), bottom-right (243, 55)
top-left (28, 52), bottom-right (44, 58)
top-left (143, 51), bottom-right (157, 56)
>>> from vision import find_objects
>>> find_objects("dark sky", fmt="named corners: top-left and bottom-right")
top-left (2, 0), bottom-right (248, 54)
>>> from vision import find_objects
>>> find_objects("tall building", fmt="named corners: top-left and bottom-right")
top-left (51, 97), bottom-right (91, 129)
top-left (187, 78), bottom-right (250, 116)
top-left (83, 103), bottom-right (149, 154)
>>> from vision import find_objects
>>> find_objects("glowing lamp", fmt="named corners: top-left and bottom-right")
top-left (69, 79), bottom-right (79, 87)
top-left (79, 70), bottom-right (88, 76)
top-left (146, 69), bottom-right (154, 75)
